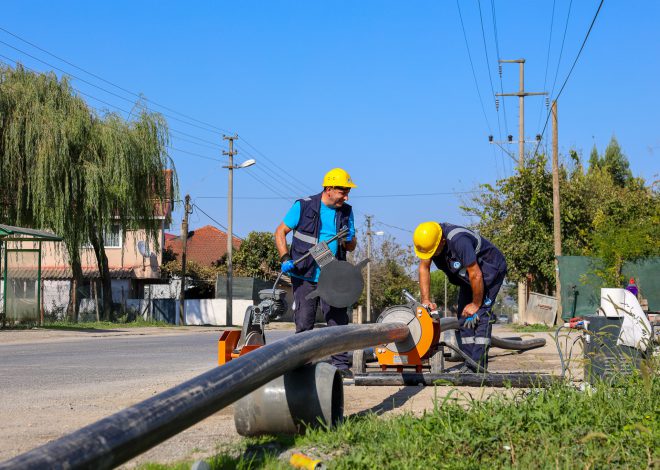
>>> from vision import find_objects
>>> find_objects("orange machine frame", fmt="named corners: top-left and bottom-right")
top-left (218, 330), bottom-right (263, 365)
top-left (374, 305), bottom-right (440, 372)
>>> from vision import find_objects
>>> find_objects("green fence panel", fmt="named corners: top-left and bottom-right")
top-left (623, 257), bottom-right (660, 311)
top-left (557, 256), bottom-right (604, 319)
top-left (558, 256), bottom-right (660, 319)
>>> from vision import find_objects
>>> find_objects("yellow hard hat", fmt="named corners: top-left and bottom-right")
top-left (413, 222), bottom-right (443, 259)
top-left (322, 168), bottom-right (357, 188)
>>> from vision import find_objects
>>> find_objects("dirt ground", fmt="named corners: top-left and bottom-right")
top-left (0, 324), bottom-right (581, 468)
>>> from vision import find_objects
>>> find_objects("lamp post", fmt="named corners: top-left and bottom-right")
top-left (365, 215), bottom-right (384, 323)
top-left (222, 133), bottom-right (255, 326)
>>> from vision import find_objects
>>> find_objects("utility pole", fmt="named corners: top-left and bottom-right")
top-left (179, 194), bottom-right (191, 326)
top-left (223, 134), bottom-right (238, 327)
top-left (444, 275), bottom-right (448, 317)
top-left (496, 58), bottom-right (547, 323)
top-left (366, 216), bottom-right (372, 323)
top-left (551, 100), bottom-right (562, 322)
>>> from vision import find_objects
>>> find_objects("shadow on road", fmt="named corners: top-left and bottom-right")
top-left (351, 385), bottom-right (426, 418)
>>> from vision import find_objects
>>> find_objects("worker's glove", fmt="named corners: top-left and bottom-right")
top-left (345, 232), bottom-right (353, 243)
top-left (281, 260), bottom-right (295, 274)
top-left (463, 313), bottom-right (479, 329)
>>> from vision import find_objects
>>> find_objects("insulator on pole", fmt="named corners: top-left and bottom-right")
top-left (546, 97), bottom-right (550, 108)
top-left (498, 64), bottom-right (502, 77)
top-left (495, 98), bottom-right (499, 111)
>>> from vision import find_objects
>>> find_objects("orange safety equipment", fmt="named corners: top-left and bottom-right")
top-left (322, 168), bottom-right (357, 188)
top-left (413, 221), bottom-right (443, 259)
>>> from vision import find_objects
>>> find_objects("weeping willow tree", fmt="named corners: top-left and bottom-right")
top-left (0, 64), bottom-right (176, 320)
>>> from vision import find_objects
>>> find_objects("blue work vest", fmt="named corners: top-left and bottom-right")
top-left (289, 192), bottom-right (352, 280)
top-left (432, 222), bottom-right (507, 289)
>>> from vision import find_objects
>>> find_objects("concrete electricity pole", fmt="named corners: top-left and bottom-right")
top-left (551, 100), bottom-right (562, 321)
top-left (223, 134), bottom-right (238, 327)
top-left (179, 194), bottom-right (191, 325)
top-left (364, 215), bottom-right (383, 323)
top-left (496, 59), bottom-right (547, 322)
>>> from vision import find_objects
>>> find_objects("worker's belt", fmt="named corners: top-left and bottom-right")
top-left (462, 337), bottom-right (491, 345)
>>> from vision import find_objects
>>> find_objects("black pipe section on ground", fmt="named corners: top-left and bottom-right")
top-left (0, 323), bottom-right (409, 470)
top-left (354, 372), bottom-right (560, 387)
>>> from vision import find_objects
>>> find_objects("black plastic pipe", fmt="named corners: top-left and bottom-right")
top-left (354, 372), bottom-right (560, 387)
top-left (0, 323), bottom-right (409, 470)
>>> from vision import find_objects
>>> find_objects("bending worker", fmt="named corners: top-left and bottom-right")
top-left (413, 221), bottom-right (507, 371)
top-left (275, 168), bottom-right (357, 377)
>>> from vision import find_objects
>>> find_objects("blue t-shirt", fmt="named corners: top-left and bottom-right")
top-left (283, 200), bottom-right (355, 282)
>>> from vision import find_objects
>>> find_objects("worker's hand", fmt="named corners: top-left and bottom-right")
top-left (281, 260), bottom-right (295, 274)
top-left (422, 300), bottom-right (437, 311)
top-left (463, 312), bottom-right (479, 329)
top-left (462, 302), bottom-right (480, 317)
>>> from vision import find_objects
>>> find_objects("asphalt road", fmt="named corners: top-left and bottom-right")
top-left (0, 328), bottom-right (291, 394)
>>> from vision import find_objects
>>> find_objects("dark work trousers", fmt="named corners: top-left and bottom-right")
top-left (456, 271), bottom-right (506, 371)
top-left (291, 277), bottom-right (350, 370)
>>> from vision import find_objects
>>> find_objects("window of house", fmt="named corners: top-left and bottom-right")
top-left (103, 225), bottom-right (122, 248)
top-left (83, 225), bottom-right (122, 248)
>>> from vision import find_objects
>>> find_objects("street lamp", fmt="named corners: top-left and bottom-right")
top-left (365, 215), bottom-right (384, 323)
top-left (222, 134), bottom-right (255, 326)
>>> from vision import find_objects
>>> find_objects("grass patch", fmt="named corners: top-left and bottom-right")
top-left (508, 323), bottom-right (557, 333)
top-left (171, 367), bottom-right (659, 469)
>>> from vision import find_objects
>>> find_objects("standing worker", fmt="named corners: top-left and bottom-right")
top-left (275, 168), bottom-right (357, 378)
top-left (413, 221), bottom-right (507, 372)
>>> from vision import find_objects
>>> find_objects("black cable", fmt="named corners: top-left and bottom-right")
top-left (0, 31), bottom-right (312, 193)
top-left (490, 0), bottom-right (511, 173)
top-left (477, 0), bottom-right (505, 179)
top-left (531, 0), bottom-right (605, 159)
top-left (0, 26), bottom-right (232, 136)
top-left (536, 0), bottom-right (557, 133)
top-left (190, 203), bottom-right (234, 237)
top-left (456, 0), bottom-right (492, 134)
top-left (549, 0), bottom-right (574, 101)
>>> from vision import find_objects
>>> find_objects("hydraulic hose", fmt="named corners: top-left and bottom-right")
top-left (439, 316), bottom-right (546, 351)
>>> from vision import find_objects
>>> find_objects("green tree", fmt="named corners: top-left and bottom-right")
top-left (588, 137), bottom-right (633, 187)
top-left (463, 154), bottom-right (556, 293)
top-left (0, 64), bottom-right (175, 320)
top-left (464, 143), bottom-right (659, 293)
top-left (233, 231), bottom-right (280, 280)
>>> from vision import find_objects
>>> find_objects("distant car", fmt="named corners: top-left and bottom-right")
top-left (497, 315), bottom-right (509, 324)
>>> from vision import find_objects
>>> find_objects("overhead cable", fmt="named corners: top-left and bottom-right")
top-left (532, 0), bottom-right (605, 159)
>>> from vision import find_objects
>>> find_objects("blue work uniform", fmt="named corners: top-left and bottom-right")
top-left (431, 223), bottom-right (507, 370)
top-left (283, 192), bottom-right (355, 370)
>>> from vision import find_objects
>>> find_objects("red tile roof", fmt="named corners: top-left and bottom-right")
top-left (165, 225), bottom-right (241, 267)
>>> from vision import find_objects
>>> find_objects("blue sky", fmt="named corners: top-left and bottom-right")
top-left (2, 1), bottom-right (658, 245)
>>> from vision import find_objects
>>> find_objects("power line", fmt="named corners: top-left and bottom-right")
top-left (532, 0), bottom-right (605, 159)
top-left (0, 26), bottom-right (233, 136)
top-left (476, 0), bottom-right (505, 178)
top-left (549, 0), bottom-right (574, 101)
top-left (456, 0), bottom-right (492, 134)
top-left (196, 190), bottom-right (483, 200)
top-left (537, 0), bottom-right (557, 132)
top-left (0, 28), bottom-right (324, 198)
top-left (489, 0), bottom-right (512, 175)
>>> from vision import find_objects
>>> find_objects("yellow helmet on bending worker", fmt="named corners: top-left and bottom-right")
top-left (413, 221), bottom-right (443, 259)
